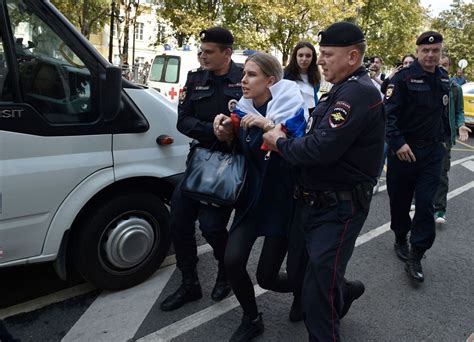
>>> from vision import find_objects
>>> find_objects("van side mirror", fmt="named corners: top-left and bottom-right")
top-left (102, 66), bottom-right (122, 121)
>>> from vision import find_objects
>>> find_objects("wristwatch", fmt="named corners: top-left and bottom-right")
top-left (263, 120), bottom-right (276, 132)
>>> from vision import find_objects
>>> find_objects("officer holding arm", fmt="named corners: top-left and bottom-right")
top-left (160, 27), bottom-right (243, 312)
top-left (384, 31), bottom-right (449, 283)
top-left (263, 22), bottom-right (385, 341)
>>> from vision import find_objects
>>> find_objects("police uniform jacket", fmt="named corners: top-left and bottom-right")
top-left (384, 59), bottom-right (450, 152)
top-left (177, 61), bottom-right (244, 149)
top-left (276, 67), bottom-right (385, 191)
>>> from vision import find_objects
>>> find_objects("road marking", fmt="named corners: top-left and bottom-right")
top-left (456, 140), bottom-right (474, 149)
top-left (138, 181), bottom-right (474, 341)
top-left (0, 283), bottom-right (96, 320)
top-left (62, 265), bottom-right (175, 342)
top-left (461, 160), bottom-right (474, 172)
top-left (137, 285), bottom-right (267, 342)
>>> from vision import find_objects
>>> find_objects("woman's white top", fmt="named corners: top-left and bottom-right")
top-left (295, 74), bottom-right (316, 109)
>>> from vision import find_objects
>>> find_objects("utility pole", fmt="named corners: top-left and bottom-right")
top-left (108, 0), bottom-right (116, 63)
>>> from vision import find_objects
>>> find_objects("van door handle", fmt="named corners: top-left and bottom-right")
top-left (156, 135), bottom-right (174, 145)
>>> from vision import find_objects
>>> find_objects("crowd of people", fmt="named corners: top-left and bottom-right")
top-left (159, 22), bottom-right (470, 342)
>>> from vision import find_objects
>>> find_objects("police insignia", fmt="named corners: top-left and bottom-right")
top-left (179, 87), bottom-right (187, 104)
top-left (228, 99), bottom-right (238, 112)
top-left (305, 116), bottom-right (314, 134)
top-left (443, 94), bottom-right (449, 106)
top-left (329, 101), bottom-right (351, 128)
top-left (386, 85), bottom-right (394, 99)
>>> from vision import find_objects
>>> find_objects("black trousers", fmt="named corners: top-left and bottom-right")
top-left (224, 219), bottom-right (291, 318)
top-left (387, 143), bottom-right (444, 250)
top-left (170, 181), bottom-right (232, 274)
top-left (290, 197), bottom-right (369, 342)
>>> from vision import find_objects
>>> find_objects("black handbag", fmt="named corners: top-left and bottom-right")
top-left (181, 145), bottom-right (247, 207)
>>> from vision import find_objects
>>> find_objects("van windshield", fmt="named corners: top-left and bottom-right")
top-left (149, 55), bottom-right (180, 83)
top-left (149, 56), bottom-right (164, 82)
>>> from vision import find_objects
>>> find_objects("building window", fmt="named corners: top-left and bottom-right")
top-left (135, 23), bottom-right (144, 41)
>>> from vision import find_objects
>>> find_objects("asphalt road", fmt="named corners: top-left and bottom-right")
top-left (1, 137), bottom-right (473, 342)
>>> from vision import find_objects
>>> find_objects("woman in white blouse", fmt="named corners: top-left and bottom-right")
top-left (284, 42), bottom-right (321, 114)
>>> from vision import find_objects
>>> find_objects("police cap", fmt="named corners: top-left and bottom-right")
top-left (199, 27), bottom-right (234, 46)
top-left (318, 22), bottom-right (365, 47)
top-left (416, 31), bottom-right (443, 45)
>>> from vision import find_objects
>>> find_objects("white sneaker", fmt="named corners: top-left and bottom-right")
top-left (435, 211), bottom-right (446, 224)
top-left (410, 204), bottom-right (415, 211)
top-left (373, 181), bottom-right (380, 195)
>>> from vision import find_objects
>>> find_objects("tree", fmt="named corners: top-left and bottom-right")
top-left (51, 0), bottom-right (110, 39)
top-left (357, 0), bottom-right (426, 66)
top-left (157, 0), bottom-right (219, 47)
top-left (432, 0), bottom-right (474, 79)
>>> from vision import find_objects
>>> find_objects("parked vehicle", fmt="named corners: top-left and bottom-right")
top-left (462, 82), bottom-right (474, 127)
top-left (0, 0), bottom-right (189, 290)
top-left (146, 50), bottom-right (249, 104)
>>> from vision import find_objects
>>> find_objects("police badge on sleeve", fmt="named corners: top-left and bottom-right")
top-left (329, 101), bottom-right (351, 128)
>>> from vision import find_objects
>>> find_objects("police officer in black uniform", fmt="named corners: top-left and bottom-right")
top-left (263, 22), bottom-right (385, 341)
top-left (384, 31), bottom-right (448, 283)
top-left (160, 27), bottom-right (244, 311)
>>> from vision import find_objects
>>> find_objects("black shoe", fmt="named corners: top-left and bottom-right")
top-left (229, 313), bottom-right (264, 342)
top-left (394, 241), bottom-right (409, 262)
top-left (289, 295), bottom-right (303, 322)
top-left (160, 272), bottom-right (202, 311)
top-left (340, 280), bottom-right (365, 319)
top-left (212, 262), bottom-right (232, 301)
top-left (405, 248), bottom-right (424, 283)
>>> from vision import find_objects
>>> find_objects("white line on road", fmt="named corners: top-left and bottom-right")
top-left (137, 286), bottom-right (267, 342)
top-left (62, 265), bottom-right (176, 342)
top-left (0, 283), bottom-right (96, 320)
top-left (138, 180), bottom-right (474, 342)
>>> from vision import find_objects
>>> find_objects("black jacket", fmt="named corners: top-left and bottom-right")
top-left (277, 67), bottom-right (385, 191)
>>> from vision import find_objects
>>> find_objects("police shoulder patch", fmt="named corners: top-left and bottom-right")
top-left (385, 84), bottom-right (394, 99)
top-left (328, 101), bottom-right (351, 128)
top-left (179, 86), bottom-right (187, 104)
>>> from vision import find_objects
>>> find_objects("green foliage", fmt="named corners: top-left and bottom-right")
top-left (432, 0), bottom-right (474, 79)
top-left (51, 0), bottom-right (110, 38)
top-left (357, 0), bottom-right (426, 67)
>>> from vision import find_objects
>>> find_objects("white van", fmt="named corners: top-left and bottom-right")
top-left (0, 0), bottom-right (189, 290)
top-left (147, 50), bottom-right (249, 104)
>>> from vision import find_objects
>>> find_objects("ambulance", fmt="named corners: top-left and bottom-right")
top-left (147, 50), bottom-right (250, 104)
top-left (0, 0), bottom-right (189, 290)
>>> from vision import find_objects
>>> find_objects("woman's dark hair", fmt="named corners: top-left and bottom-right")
top-left (401, 54), bottom-right (416, 64)
top-left (284, 41), bottom-right (321, 86)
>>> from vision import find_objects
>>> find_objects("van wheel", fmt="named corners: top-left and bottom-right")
top-left (72, 193), bottom-right (170, 290)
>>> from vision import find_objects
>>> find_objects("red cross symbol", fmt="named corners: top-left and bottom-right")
top-left (169, 87), bottom-right (177, 100)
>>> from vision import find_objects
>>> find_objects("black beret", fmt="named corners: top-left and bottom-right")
top-left (318, 22), bottom-right (365, 47)
top-left (416, 31), bottom-right (443, 45)
top-left (199, 27), bottom-right (234, 46)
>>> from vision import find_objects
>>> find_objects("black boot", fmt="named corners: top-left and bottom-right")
top-left (229, 313), bottom-right (264, 342)
top-left (340, 280), bottom-right (365, 319)
top-left (405, 247), bottom-right (425, 283)
top-left (289, 294), bottom-right (303, 322)
top-left (394, 236), bottom-right (409, 262)
top-left (211, 262), bottom-right (232, 301)
top-left (160, 270), bottom-right (202, 311)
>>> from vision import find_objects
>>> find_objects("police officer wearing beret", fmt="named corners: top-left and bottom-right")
top-left (384, 31), bottom-right (449, 283)
top-left (263, 22), bottom-right (385, 341)
top-left (160, 27), bottom-right (244, 311)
